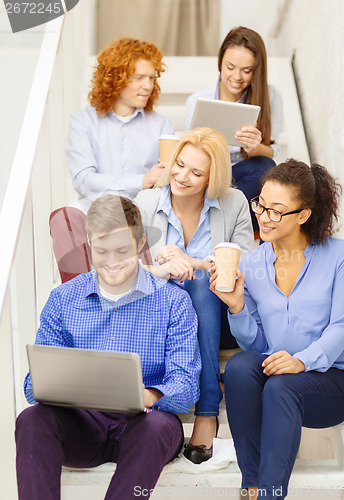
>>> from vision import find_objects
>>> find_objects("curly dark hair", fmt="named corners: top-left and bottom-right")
top-left (261, 158), bottom-right (342, 245)
top-left (89, 38), bottom-right (165, 115)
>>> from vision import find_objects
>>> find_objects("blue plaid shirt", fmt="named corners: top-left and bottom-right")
top-left (24, 265), bottom-right (201, 414)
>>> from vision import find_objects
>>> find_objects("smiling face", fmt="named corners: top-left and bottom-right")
top-left (89, 227), bottom-right (145, 294)
top-left (257, 181), bottom-right (311, 244)
top-left (170, 143), bottom-right (211, 202)
top-left (219, 46), bottom-right (255, 102)
top-left (114, 58), bottom-right (156, 116)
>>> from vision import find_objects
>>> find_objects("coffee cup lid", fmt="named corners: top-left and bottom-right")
top-left (214, 242), bottom-right (241, 252)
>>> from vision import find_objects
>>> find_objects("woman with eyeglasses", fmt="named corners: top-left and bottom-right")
top-left (210, 158), bottom-right (344, 500)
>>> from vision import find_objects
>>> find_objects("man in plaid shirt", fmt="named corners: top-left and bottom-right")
top-left (16, 194), bottom-right (201, 500)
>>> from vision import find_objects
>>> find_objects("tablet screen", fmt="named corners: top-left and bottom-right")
top-left (190, 98), bottom-right (261, 147)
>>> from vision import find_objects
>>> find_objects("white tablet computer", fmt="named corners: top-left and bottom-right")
top-left (190, 97), bottom-right (261, 147)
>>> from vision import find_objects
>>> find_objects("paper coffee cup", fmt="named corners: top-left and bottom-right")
top-left (159, 135), bottom-right (180, 163)
top-left (214, 243), bottom-right (242, 292)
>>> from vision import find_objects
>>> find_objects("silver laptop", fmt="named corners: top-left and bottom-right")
top-left (26, 345), bottom-right (146, 413)
top-left (190, 97), bottom-right (261, 147)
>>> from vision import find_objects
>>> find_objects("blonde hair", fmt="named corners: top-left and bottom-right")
top-left (156, 128), bottom-right (232, 199)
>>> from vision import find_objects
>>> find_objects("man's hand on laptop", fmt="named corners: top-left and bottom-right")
top-left (143, 385), bottom-right (163, 408)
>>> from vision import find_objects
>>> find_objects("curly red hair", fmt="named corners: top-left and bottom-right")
top-left (88, 38), bottom-right (165, 115)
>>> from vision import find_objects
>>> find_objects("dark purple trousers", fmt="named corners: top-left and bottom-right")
top-left (15, 404), bottom-right (183, 500)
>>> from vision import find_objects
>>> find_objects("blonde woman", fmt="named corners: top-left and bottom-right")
top-left (134, 127), bottom-right (254, 463)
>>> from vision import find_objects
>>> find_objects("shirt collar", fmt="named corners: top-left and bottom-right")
top-left (157, 186), bottom-right (172, 217)
top-left (157, 185), bottom-right (220, 215)
top-left (84, 263), bottom-right (154, 306)
top-left (109, 107), bottom-right (144, 122)
top-left (204, 196), bottom-right (220, 211)
top-left (265, 241), bottom-right (314, 265)
top-left (84, 271), bottom-right (99, 298)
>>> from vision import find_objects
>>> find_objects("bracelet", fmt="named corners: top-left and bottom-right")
top-left (204, 255), bottom-right (215, 263)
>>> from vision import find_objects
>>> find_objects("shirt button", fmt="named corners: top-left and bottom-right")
top-left (111, 337), bottom-right (115, 340)
top-left (115, 307), bottom-right (118, 311)
top-left (307, 366), bottom-right (310, 370)
top-left (155, 406), bottom-right (161, 411)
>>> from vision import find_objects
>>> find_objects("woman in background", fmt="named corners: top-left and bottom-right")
top-left (210, 159), bottom-right (344, 499)
top-left (135, 127), bottom-right (254, 464)
top-left (185, 26), bottom-right (283, 230)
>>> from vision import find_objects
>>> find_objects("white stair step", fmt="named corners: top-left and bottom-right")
top-left (61, 458), bottom-right (344, 500)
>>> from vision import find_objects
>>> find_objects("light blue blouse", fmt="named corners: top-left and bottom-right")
top-left (156, 185), bottom-right (220, 261)
top-left (228, 238), bottom-right (344, 372)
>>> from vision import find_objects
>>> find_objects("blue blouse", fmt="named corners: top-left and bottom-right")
top-left (228, 238), bottom-right (344, 372)
top-left (156, 185), bottom-right (220, 261)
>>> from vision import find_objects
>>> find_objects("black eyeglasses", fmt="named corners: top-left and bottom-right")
top-left (250, 198), bottom-right (304, 223)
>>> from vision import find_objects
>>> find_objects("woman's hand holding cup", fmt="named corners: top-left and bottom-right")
top-left (209, 265), bottom-right (245, 314)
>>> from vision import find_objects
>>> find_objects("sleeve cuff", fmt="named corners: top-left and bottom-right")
top-left (115, 173), bottom-right (145, 199)
top-left (227, 303), bottom-right (247, 317)
top-left (149, 384), bottom-right (171, 411)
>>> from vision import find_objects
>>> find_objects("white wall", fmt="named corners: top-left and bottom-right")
top-left (220, 0), bottom-right (344, 237)
top-left (273, 0), bottom-right (344, 237)
top-left (219, 0), bottom-right (283, 51)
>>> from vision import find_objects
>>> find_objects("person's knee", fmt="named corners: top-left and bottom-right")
top-left (249, 156), bottom-right (275, 171)
top-left (224, 351), bottom-right (261, 377)
top-left (16, 405), bottom-right (46, 446)
top-left (133, 411), bottom-right (183, 450)
top-left (263, 374), bottom-right (300, 407)
top-left (16, 405), bottom-right (43, 431)
top-left (16, 404), bottom-right (63, 440)
top-left (224, 351), bottom-right (264, 388)
top-left (146, 411), bottom-right (181, 437)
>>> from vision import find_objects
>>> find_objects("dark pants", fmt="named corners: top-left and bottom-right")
top-left (224, 351), bottom-right (344, 499)
top-left (232, 156), bottom-right (276, 231)
top-left (15, 404), bottom-right (183, 500)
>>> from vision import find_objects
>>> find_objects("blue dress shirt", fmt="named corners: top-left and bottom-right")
top-left (66, 105), bottom-right (174, 199)
top-left (157, 185), bottom-right (220, 261)
top-left (228, 238), bottom-right (344, 372)
top-left (24, 265), bottom-right (201, 414)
